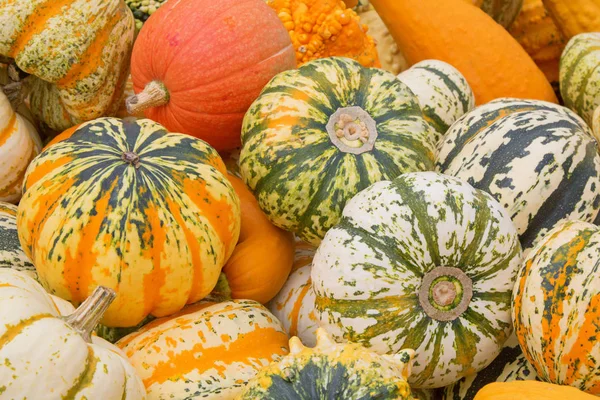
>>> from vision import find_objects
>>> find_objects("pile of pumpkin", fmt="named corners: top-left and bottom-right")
top-left (1, 0), bottom-right (600, 398)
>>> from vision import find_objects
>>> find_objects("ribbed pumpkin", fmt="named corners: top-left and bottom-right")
top-left (240, 57), bottom-right (437, 246)
top-left (542, 0), bottom-right (600, 39)
top-left (238, 328), bottom-right (415, 399)
top-left (312, 171), bottom-right (523, 388)
top-left (127, 0), bottom-right (296, 151)
top-left (560, 33), bottom-right (600, 136)
top-left (0, 0), bottom-right (135, 132)
top-left (0, 202), bottom-right (35, 280)
top-left (474, 381), bottom-right (599, 400)
top-left (0, 269), bottom-right (146, 399)
top-left (117, 299), bottom-right (289, 399)
top-left (437, 99), bottom-right (600, 255)
top-left (397, 60), bottom-right (475, 141)
top-left (513, 220), bottom-right (600, 394)
top-left (17, 117), bottom-right (241, 327)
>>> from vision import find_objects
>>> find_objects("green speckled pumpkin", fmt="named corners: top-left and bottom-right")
top-left (312, 171), bottom-right (523, 389)
top-left (0, 202), bottom-right (35, 279)
top-left (240, 57), bottom-right (437, 246)
top-left (238, 328), bottom-right (415, 400)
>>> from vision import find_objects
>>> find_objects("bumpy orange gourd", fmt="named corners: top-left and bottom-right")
top-left (266, 0), bottom-right (380, 67)
top-left (474, 381), bottom-right (598, 399)
top-left (369, 0), bottom-right (557, 105)
top-left (542, 0), bottom-right (600, 39)
top-left (221, 174), bottom-right (295, 304)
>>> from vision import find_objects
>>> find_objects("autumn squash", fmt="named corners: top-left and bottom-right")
top-left (222, 174), bottom-right (295, 304)
top-left (0, 89), bottom-right (41, 203)
top-left (125, 0), bottom-right (166, 30)
top-left (127, 0), bottom-right (296, 152)
top-left (560, 33), bottom-right (600, 135)
top-left (0, 0), bottom-right (135, 132)
top-left (436, 99), bottom-right (600, 255)
top-left (312, 171), bottom-right (523, 388)
top-left (238, 328), bottom-right (415, 399)
top-left (474, 381), bottom-right (598, 400)
top-left (0, 202), bottom-right (36, 280)
top-left (17, 117), bottom-right (241, 327)
top-left (368, 0), bottom-right (557, 105)
top-left (397, 60), bottom-right (475, 141)
top-left (513, 220), bottom-right (600, 394)
top-left (0, 269), bottom-right (145, 398)
top-left (117, 299), bottom-right (289, 399)
top-left (542, 0), bottom-right (600, 40)
top-left (240, 57), bottom-right (437, 245)
top-left (465, 0), bottom-right (524, 28)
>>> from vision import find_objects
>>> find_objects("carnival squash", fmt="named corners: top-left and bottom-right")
top-left (0, 269), bottom-right (145, 398)
top-left (437, 99), bottom-right (600, 255)
top-left (240, 57), bottom-right (437, 245)
top-left (117, 299), bottom-right (289, 399)
top-left (368, 0), bottom-right (557, 104)
top-left (0, 0), bottom-right (135, 132)
top-left (513, 220), bottom-right (600, 394)
top-left (127, 0), bottom-right (296, 151)
top-left (312, 171), bottom-right (523, 388)
top-left (238, 328), bottom-right (415, 399)
top-left (542, 0), bottom-right (600, 39)
top-left (17, 117), bottom-right (241, 327)
top-left (474, 381), bottom-right (598, 399)
top-left (0, 202), bottom-right (35, 280)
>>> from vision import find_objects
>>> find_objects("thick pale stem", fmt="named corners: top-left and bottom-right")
top-left (432, 281), bottom-right (456, 307)
top-left (63, 286), bottom-right (116, 343)
top-left (122, 151), bottom-right (141, 169)
top-left (126, 80), bottom-right (169, 115)
top-left (418, 266), bottom-right (472, 322)
top-left (326, 106), bottom-right (378, 154)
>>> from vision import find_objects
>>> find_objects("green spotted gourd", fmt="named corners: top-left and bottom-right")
top-left (312, 171), bottom-right (523, 388)
top-left (0, 202), bottom-right (35, 279)
top-left (240, 57), bottom-right (437, 246)
top-left (436, 98), bottom-right (600, 255)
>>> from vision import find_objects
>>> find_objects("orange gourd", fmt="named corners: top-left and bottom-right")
top-left (474, 381), bottom-right (598, 399)
top-left (221, 174), bottom-right (295, 304)
top-left (369, 0), bottom-right (557, 105)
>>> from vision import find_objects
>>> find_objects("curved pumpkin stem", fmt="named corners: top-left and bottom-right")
top-left (126, 80), bottom-right (170, 115)
top-left (62, 286), bottom-right (116, 343)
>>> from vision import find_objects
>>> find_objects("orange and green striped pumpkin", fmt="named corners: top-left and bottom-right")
top-left (0, 202), bottom-right (35, 280)
top-left (17, 117), bottom-right (241, 328)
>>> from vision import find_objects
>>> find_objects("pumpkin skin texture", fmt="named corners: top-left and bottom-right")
top-left (0, 89), bottom-right (42, 203)
top-left (436, 99), bottom-right (600, 255)
top-left (0, 202), bottom-right (35, 280)
top-left (17, 117), bottom-right (241, 327)
top-left (542, 0), bottom-right (600, 40)
top-left (369, 0), bottom-right (557, 105)
top-left (117, 299), bottom-right (289, 399)
top-left (512, 220), bottom-right (600, 394)
top-left (128, 0), bottom-right (296, 152)
top-left (473, 381), bottom-right (598, 400)
top-left (397, 60), bottom-right (475, 141)
top-left (0, 0), bottom-right (135, 132)
top-left (0, 269), bottom-right (146, 399)
top-left (240, 57), bottom-right (437, 246)
top-left (222, 174), bottom-right (295, 304)
top-left (312, 171), bottom-right (523, 389)
top-left (237, 328), bottom-right (415, 400)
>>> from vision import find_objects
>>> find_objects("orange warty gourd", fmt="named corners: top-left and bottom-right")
top-left (369, 0), bottom-right (557, 105)
top-left (542, 0), bottom-right (600, 40)
top-left (221, 174), bottom-right (295, 304)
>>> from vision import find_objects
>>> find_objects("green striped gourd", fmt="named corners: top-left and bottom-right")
top-left (312, 171), bottom-right (523, 389)
top-left (560, 33), bottom-right (600, 139)
top-left (443, 334), bottom-right (539, 400)
top-left (513, 220), bottom-right (600, 394)
top-left (0, 202), bottom-right (35, 279)
top-left (240, 57), bottom-right (437, 246)
top-left (436, 98), bottom-right (600, 255)
top-left (397, 60), bottom-right (475, 142)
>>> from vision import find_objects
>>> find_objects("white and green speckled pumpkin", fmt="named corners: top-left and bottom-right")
top-left (513, 220), bottom-right (600, 395)
top-left (312, 171), bottom-right (523, 389)
top-left (0, 202), bottom-right (35, 279)
top-left (240, 57), bottom-right (437, 246)
top-left (397, 60), bottom-right (475, 142)
top-left (443, 334), bottom-right (539, 400)
top-left (437, 98), bottom-right (600, 255)
top-left (560, 33), bottom-right (600, 140)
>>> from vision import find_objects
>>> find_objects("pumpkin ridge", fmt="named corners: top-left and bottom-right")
top-left (61, 347), bottom-right (99, 399)
top-left (572, 61), bottom-right (600, 116)
top-left (0, 313), bottom-right (54, 350)
top-left (560, 44), bottom-right (600, 109)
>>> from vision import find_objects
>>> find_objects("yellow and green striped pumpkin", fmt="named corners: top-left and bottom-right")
top-left (117, 299), bottom-right (289, 399)
top-left (240, 57), bottom-right (437, 246)
top-left (17, 117), bottom-right (241, 328)
top-left (513, 220), bottom-right (600, 395)
top-left (0, 202), bottom-right (35, 280)
top-left (312, 171), bottom-right (523, 389)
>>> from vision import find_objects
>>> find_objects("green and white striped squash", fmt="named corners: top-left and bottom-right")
top-left (436, 98), bottom-right (600, 255)
top-left (560, 33), bottom-right (600, 140)
top-left (240, 57), bottom-right (437, 246)
top-left (397, 60), bottom-right (475, 142)
top-left (0, 202), bottom-right (35, 280)
top-left (312, 171), bottom-right (523, 389)
top-left (513, 220), bottom-right (600, 395)
top-left (443, 334), bottom-right (539, 400)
